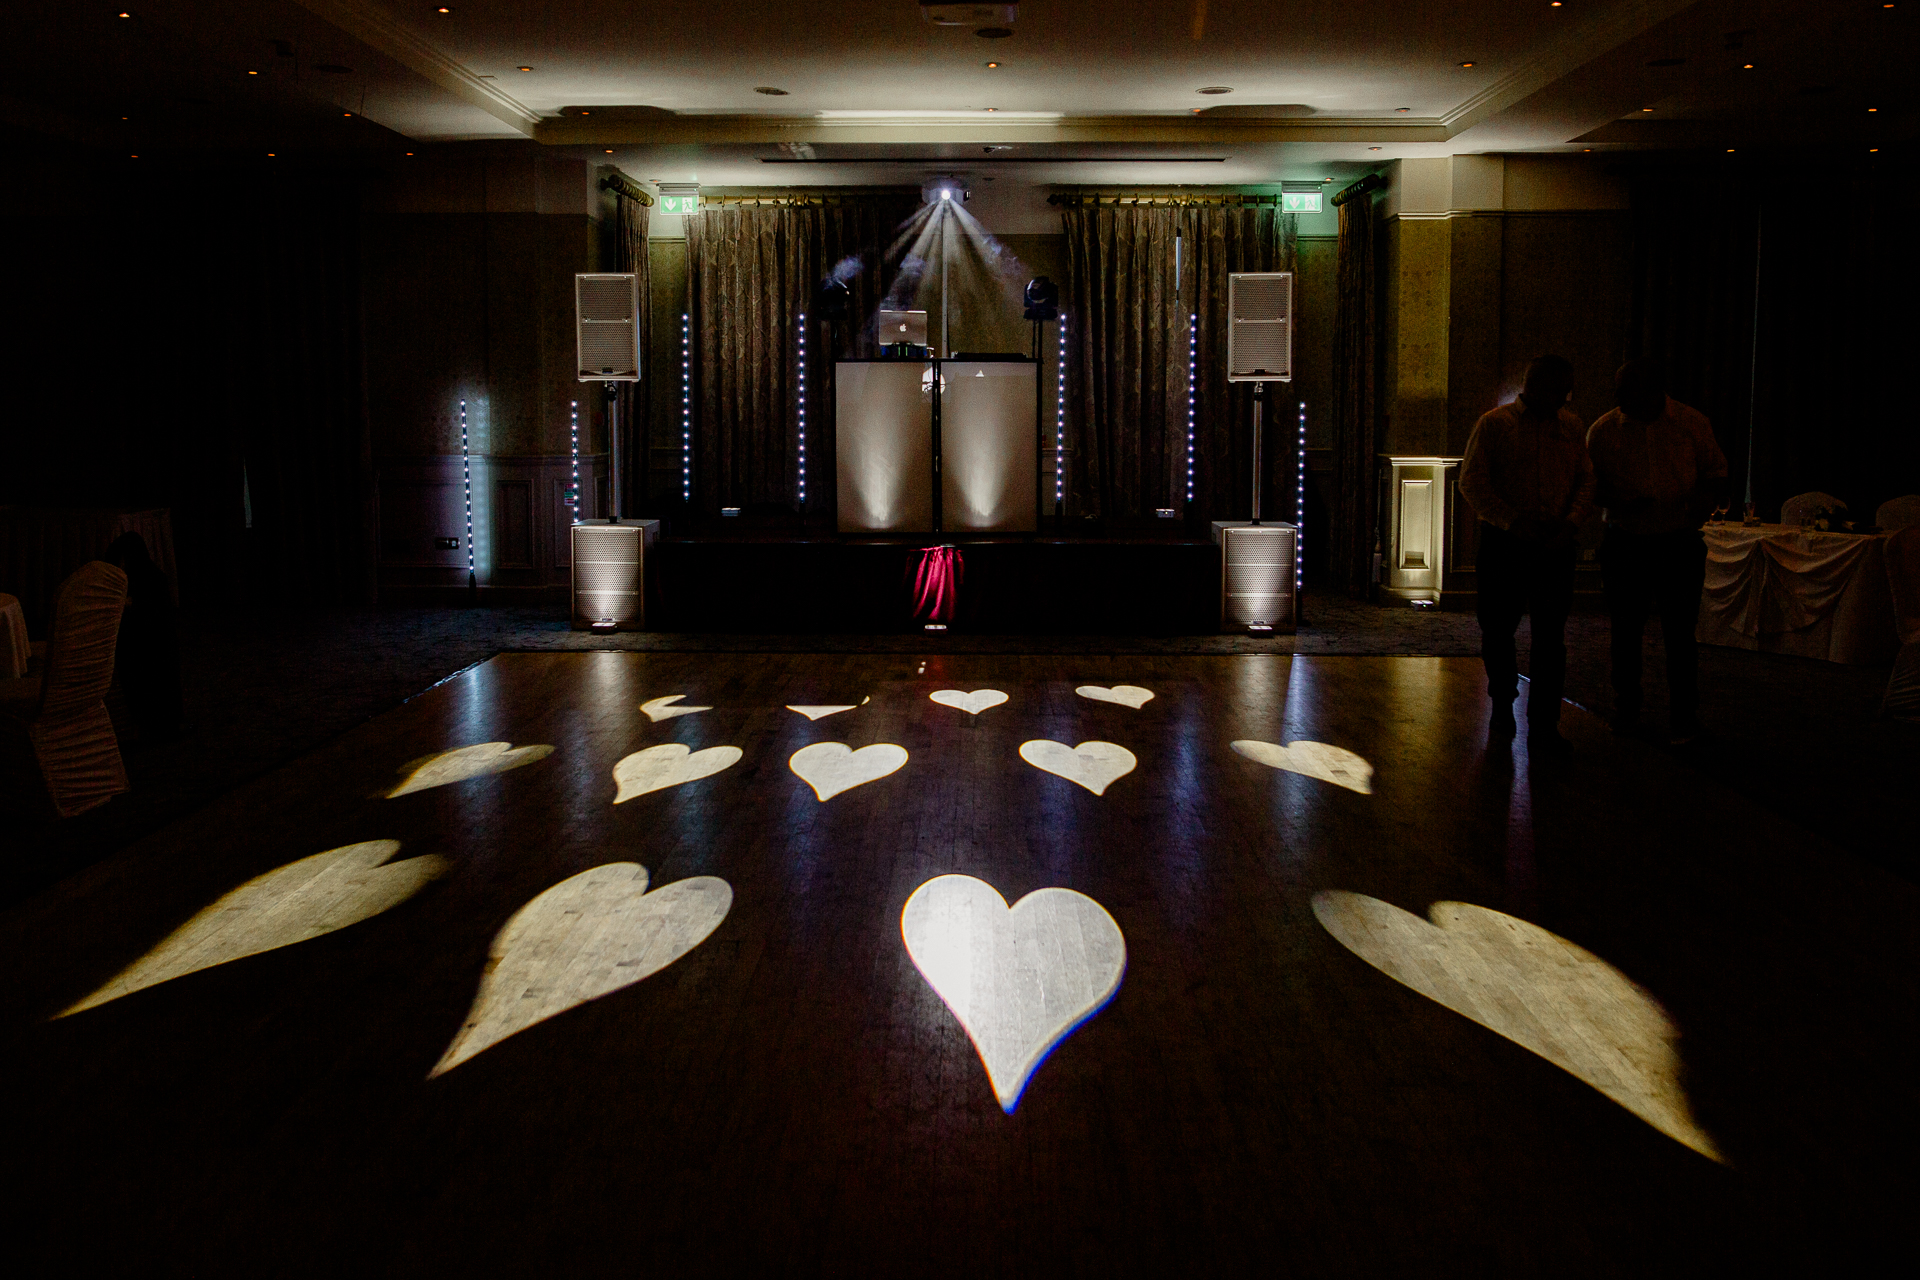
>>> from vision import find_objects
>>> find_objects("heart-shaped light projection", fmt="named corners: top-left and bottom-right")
top-left (1075, 684), bottom-right (1154, 709)
top-left (1018, 740), bottom-right (1137, 796)
top-left (902, 874), bottom-right (1126, 1112)
top-left (387, 742), bottom-right (554, 797)
top-left (431, 863), bottom-right (731, 1077)
top-left (788, 742), bottom-right (909, 801)
top-left (612, 743), bottom-right (743, 804)
top-left (1231, 739), bottom-right (1374, 795)
top-left (786, 697), bottom-right (871, 721)
top-left (59, 841), bottom-right (445, 1017)
top-left (930, 689), bottom-right (1008, 716)
top-left (641, 695), bottom-right (711, 722)
top-left (1311, 891), bottom-right (1722, 1161)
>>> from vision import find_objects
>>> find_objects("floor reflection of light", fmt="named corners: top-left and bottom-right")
top-left (1075, 684), bottom-right (1154, 709)
top-left (929, 689), bottom-right (1008, 715)
top-left (786, 697), bottom-right (870, 721)
top-left (1019, 740), bottom-right (1137, 795)
top-left (1230, 739), bottom-right (1374, 794)
top-left (59, 841), bottom-right (445, 1017)
top-left (612, 744), bottom-right (744, 803)
top-left (387, 742), bottom-right (555, 797)
top-left (902, 875), bottom-right (1126, 1112)
top-left (641, 695), bottom-right (710, 722)
top-left (788, 742), bottom-right (908, 800)
top-left (431, 863), bottom-right (731, 1076)
top-left (1312, 891), bottom-right (1722, 1161)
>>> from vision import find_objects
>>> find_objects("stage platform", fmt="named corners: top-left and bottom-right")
top-left (649, 533), bottom-right (1222, 633)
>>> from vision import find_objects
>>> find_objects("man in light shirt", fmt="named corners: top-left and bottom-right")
top-left (1459, 355), bottom-right (1596, 751)
top-left (1586, 359), bottom-right (1729, 744)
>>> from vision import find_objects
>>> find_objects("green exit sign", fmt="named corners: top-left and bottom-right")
top-left (658, 193), bottom-right (699, 215)
top-left (1281, 191), bottom-right (1322, 213)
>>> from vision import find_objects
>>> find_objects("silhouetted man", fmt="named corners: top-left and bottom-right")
top-left (1586, 359), bottom-right (1728, 745)
top-left (1459, 356), bottom-right (1595, 751)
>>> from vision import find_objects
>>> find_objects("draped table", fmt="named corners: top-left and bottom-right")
top-left (1698, 523), bottom-right (1901, 665)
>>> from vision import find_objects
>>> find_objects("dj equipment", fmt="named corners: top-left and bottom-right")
top-left (570, 518), bottom-right (658, 632)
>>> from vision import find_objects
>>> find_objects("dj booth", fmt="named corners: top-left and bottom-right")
top-left (835, 356), bottom-right (1040, 535)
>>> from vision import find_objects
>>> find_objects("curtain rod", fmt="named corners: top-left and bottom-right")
top-left (1330, 173), bottom-right (1384, 207)
top-left (1047, 192), bottom-right (1291, 207)
top-left (697, 191), bottom-right (918, 206)
top-left (597, 172), bottom-right (654, 205)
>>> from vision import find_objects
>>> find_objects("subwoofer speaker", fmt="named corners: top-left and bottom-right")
top-left (576, 273), bottom-right (641, 381)
top-left (1211, 521), bottom-right (1297, 632)
top-left (1226, 272), bottom-right (1294, 383)
top-left (570, 519), bottom-right (658, 631)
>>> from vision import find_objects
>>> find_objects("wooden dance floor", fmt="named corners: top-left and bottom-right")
top-left (4, 653), bottom-right (1912, 1273)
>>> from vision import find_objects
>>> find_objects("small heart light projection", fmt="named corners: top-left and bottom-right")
top-left (60, 841), bottom-right (445, 1017)
top-left (1312, 891), bottom-right (1722, 1161)
top-left (789, 742), bottom-right (909, 801)
top-left (786, 697), bottom-right (870, 721)
top-left (929, 689), bottom-right (1008, 716)
top-left (431, 863), bottom-right (731, 1076)
top-left (1019, 740), bottom-right (1137, 796)
top-left (641, 695), bottom-right (711, 722)
top-left (1075, 685), bottom-right (1154, 709)
top-left (902, 874), bottom-right (1126, 1112)
top-left (1231, 739), bottom-right (1374, 795)
top-left (387, 742), bottom-right (554, 797)
top-left (612, 744), bottom-right (743, 803)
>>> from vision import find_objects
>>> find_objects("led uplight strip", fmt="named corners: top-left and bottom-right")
top-left (568, 399), bottom-right (580, 518)
top-left (460, 399), bottom-right (474, 580)
top-left (1187, 313), bottom-right (1198, 505)
top-left (797, 313), bottom-right (807, 506)
top-left (1296, 400), bottom-right (1308, 596)
top-left (681, 313), bottom-right (692, 503)
top-left (1055, 314), bottom-right (1067, 509)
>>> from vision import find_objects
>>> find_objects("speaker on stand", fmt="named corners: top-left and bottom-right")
top-left (1210, 271), bottom-right (1299, 633)
top-left (573, 272), bottom-right (658, 631)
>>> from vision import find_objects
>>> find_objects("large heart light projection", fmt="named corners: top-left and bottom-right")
top-left (387, 742), bottom-right (554, 797)
top-left (641, 695), bottom-right (710, 722)
top-left (1075, 685), bottom-right (1154, 709)
top-left (789, 742), bottom-right (909, 801)
top-left (930, 689), bottom-right (1008, 716)
top-left (60, 841), bottom-right (445, 1017)
top-left (612, 744), bottom-right (743, 804)
top-left (431, 863), bottom-right (731, 1076)
top-left (1312, 891), bottom-right (1721, 1161)
top-left (786, 697), bottom-right (870, 721)
top-left (902, 875), bottom-right (1126, 1112)
top-left (1231, 739), bottom-right (1374, 795)
top-left (1019, 740), bottom-right (1137, 796)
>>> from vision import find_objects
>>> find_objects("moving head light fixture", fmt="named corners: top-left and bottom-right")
top-left (921, 175), bottom-right (971, 205)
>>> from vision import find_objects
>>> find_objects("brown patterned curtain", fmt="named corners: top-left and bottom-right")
top-left (685, 199), bottom-right (914, 514)
top-left (1062, 203), bottom-right (1296, 521)
top-left (1329, 190), bottom-right (1379, 596)
top-left (612, 190), bottom-right (650, 516)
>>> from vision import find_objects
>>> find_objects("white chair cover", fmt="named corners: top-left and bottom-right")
top-left (1779, 491), bottom-right (1846, 527)
top-left (11, 562), bottom-right (130, 817)
top-left (1875, 495), bottom-right (1920, 531)
top-left (0, 593), bottom-right (27, 679)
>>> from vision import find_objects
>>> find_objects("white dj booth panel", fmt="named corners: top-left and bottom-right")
top-left (940, 361), bottom-right (1038, 533)
top-left (836, 361), bottom-right (934, 533)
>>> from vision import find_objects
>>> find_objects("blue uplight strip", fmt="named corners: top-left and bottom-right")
top-left (1055, 315), bottom-right (1067, 509)
top-left (1187, 313), bottom-right (1198, 506)
top-left (1297, 400), bottom-right (1307, 596)
top-left (460, 399), bottom-right (474, 576)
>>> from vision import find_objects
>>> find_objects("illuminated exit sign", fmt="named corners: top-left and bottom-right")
top-left (658, 184), bottom-right (699, 215)
top-left (1281, 191), bottom-right (1322, 213)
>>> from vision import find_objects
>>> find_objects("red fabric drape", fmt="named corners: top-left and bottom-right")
top-left (912, 546), bottom-right (963, 623)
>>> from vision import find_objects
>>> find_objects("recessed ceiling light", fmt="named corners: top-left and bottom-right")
top-left (579, 109), bottom-right (590, 115)
top-left (754, 86), bottom-right (789, 95)
top-left (247, 70), bottom-right (258, 75)
top-left (1727, 148), bottom-right (1735, 152)
top-left (985, 61), bottom-right (1000, 68)
top-left (267, 152), bottom-right (275, 157)
top-left (1868, 107), bottom-right (1878, 111)
top-left (1395, 107), bottom-right (1410, 113)
top-left (1642, 106), bottom-right (1654, 111)
top-left (605, 148), bottom-right (614, 153)
top-left (118, 11), bottom-right (130, 17)
top-left (1871, 147), bottom-right (1880, 151)
top-left (1743, 63), bottom-right (1754, 69)
top-left (984, 106), bottom-right (997, 111)
top-left (517, 66), bottom-right (532, 72)
top-left (405, 151), bottom-right (413, 155)
top-left (437, 6), bottom-right (450, 12)
top-left (1458, 61), bottom-right (1476, 68)
top-left (343, 112), bottom-right (352, 117)
top-left (1322, 177), bottom-right (1332, 182)
top-left (1197, 86), bottom-right (1233, 94)
top-left (1369, 146), bottom-right (1382, 151)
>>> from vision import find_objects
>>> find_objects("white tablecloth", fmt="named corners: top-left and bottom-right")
top-left (1698, 523), bottom-right (1900, 665)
